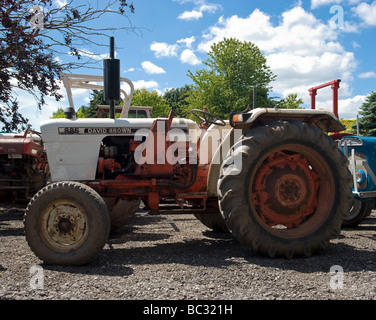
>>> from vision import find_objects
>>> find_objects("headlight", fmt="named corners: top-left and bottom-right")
top-left (232, 114), bottom-right (243, 122)
top-left (230, 112), bottom-right (251, 126)
top-left (356, 170), bottom-right (366, 184)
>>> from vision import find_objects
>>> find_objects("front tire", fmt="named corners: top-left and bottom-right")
top-left (24, 181), bottom-right (110, 265)
top-left (218, 121), bottom-right (352, 258)
top-left (342, 199), bottom-right (371, 228)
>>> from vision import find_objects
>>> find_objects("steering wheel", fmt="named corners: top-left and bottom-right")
top-left (191, 109), bottom-right (226, 127)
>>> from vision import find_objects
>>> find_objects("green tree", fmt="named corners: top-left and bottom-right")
top-left (51, 108), bottom-right (66, 118)
top-left (81, 90), bottom-right (109, 118)
top-left (163, 85), bottom-right (192, 117)
top-left (131, 89), bottom-right (170, 118)
top-left (353, 92), bottom-right (376, 136)
top-left (277, 93), bottom-right (304, 109)
top-left (51, 107), bottom-right (85, 118)
top-left (186, 38), bottom-right (276, 119)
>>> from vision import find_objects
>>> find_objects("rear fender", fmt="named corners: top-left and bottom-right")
top-left (230, 108), bottom-right (345, 133)
top-left (206, 108), bottom-right (345, 197)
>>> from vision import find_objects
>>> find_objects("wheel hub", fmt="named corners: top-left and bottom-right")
top-left (252, 151), bottom-right (320, 228)
top-left (44, 201), bottom-right (87, 247)
top-left (275, 174), bottom-right (306, 206)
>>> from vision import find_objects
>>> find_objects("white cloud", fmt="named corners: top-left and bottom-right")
top-left (316, 95), bottom-right (366, 118)
top-left (180, 49), bottom-right (201, 65)
top-left (177, 2), bottom-right (221, 21)
top-left (200, 3), bottom-right (220, 13)
top-left (177, 36), bottom-right (196, 48)
top-left (150, 39), bottom-right (201, 66)
top-left (150, 42), bottom-right (178, 58)
top-left (339, 95), bottom-right (366, 118)
top-left (353, 1), bottom-right (376, 26)
top-left (198, 6), bottom-right (358, 110)
top-left (178, 10), bottom-right (203, 21)
top-left (141, 61), bottom-right (166, 74)
top-left (55, 0), bottom-right (68, 8)
top-left (132, 80), bottom-right (159, 90)
top-left (359, 71), bottom-right (376, 79)
top-left (71, 49), bottom-right (110, 61)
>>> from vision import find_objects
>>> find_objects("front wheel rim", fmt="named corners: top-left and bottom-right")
top-left (39, 200), bottom-right (89, 252)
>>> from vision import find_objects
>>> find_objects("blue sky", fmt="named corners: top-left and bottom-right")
top-left (17, 0), bottom-right (376, 130)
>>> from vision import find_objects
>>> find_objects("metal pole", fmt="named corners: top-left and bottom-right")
top-left (253, 86), bottom-right (257, 109)
top-left (309, 89), bottom-right (317, 110)
top-left (109, 37), bottom-right (115, 119)
top-left (357, 115), bottom-right (360, 136)
top-left (331, 81), bottom-right (340, 119)
top-left (110, 37), bottom-right (115, 59)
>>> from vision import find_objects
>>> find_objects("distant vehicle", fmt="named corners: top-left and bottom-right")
top-left (341, 136), bottom-right (375, 227)
top-left (97, 105), bottom-right (152, 118)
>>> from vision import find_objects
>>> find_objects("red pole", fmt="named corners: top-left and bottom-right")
top-left (331, 81), bottom-right (340, 119)
top-left (309, 89), bottom-right (317, 110)
top-left (308, 79), bottom-right (341, 117)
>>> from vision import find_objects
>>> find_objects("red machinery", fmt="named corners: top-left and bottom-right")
top-left (309, 79), bottom-right (341, 119)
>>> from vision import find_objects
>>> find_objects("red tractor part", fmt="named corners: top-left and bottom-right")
top-left (309, 79), bottom-right (341, 119)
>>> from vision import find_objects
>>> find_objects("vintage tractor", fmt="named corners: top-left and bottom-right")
top-left (0, 72), bottom-right (150, 205)
top-left (0, 130), bottom-right (46, 204)
top-left (23, 39), bottom-right (353, 265)
top-left (341, 136), bottom-right (376, 227)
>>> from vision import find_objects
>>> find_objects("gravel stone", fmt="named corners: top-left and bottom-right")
top-left (1, 204), bottom-right (376, 300)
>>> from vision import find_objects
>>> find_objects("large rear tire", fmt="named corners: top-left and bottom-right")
top-left (194, 210), bottom-right (229, 233)
top-left (218, 121), bottom-right (353, 258)
top-left (105, 198), bottom-right (140, 232)
top-left (24, 181), bottom-right (110, 265)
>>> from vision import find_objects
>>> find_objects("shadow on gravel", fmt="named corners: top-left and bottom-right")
top-left (2, 203), bottom-right (376, 277)
top-left (0, 205), bottom-right (25, 237)
top-left (98, 214), bottom-right (376, 275)
top-left (37, 228), bottom-right (376, 278)
top-left (101, 236), bottom-right (376, 274)
top-left (0, 205), bottom-right (25, 220)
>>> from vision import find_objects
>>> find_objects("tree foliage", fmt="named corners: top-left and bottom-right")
top-left (0, 0), bottom-right (135, 131)
top-left (353, 91), bottom-right (376, 136)
top-left (186, 38), bottom-right (276, 119)
top-left (276, 93), bottom-right (304, 109)
top-left (51, 88), bottom-right (171, 119)
top-left (81, 90), bottom-right (109, 118)
top-left (131, 89), bottom-right (170, 118)
top-left (163, 85), bottom-right (192, 117)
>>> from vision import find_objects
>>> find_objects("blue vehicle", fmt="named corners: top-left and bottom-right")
top-left (341, 135), bottom-right (375, 227)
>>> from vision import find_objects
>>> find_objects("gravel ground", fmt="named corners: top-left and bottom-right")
top-left (1, 204), bottom-right (376, 302)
